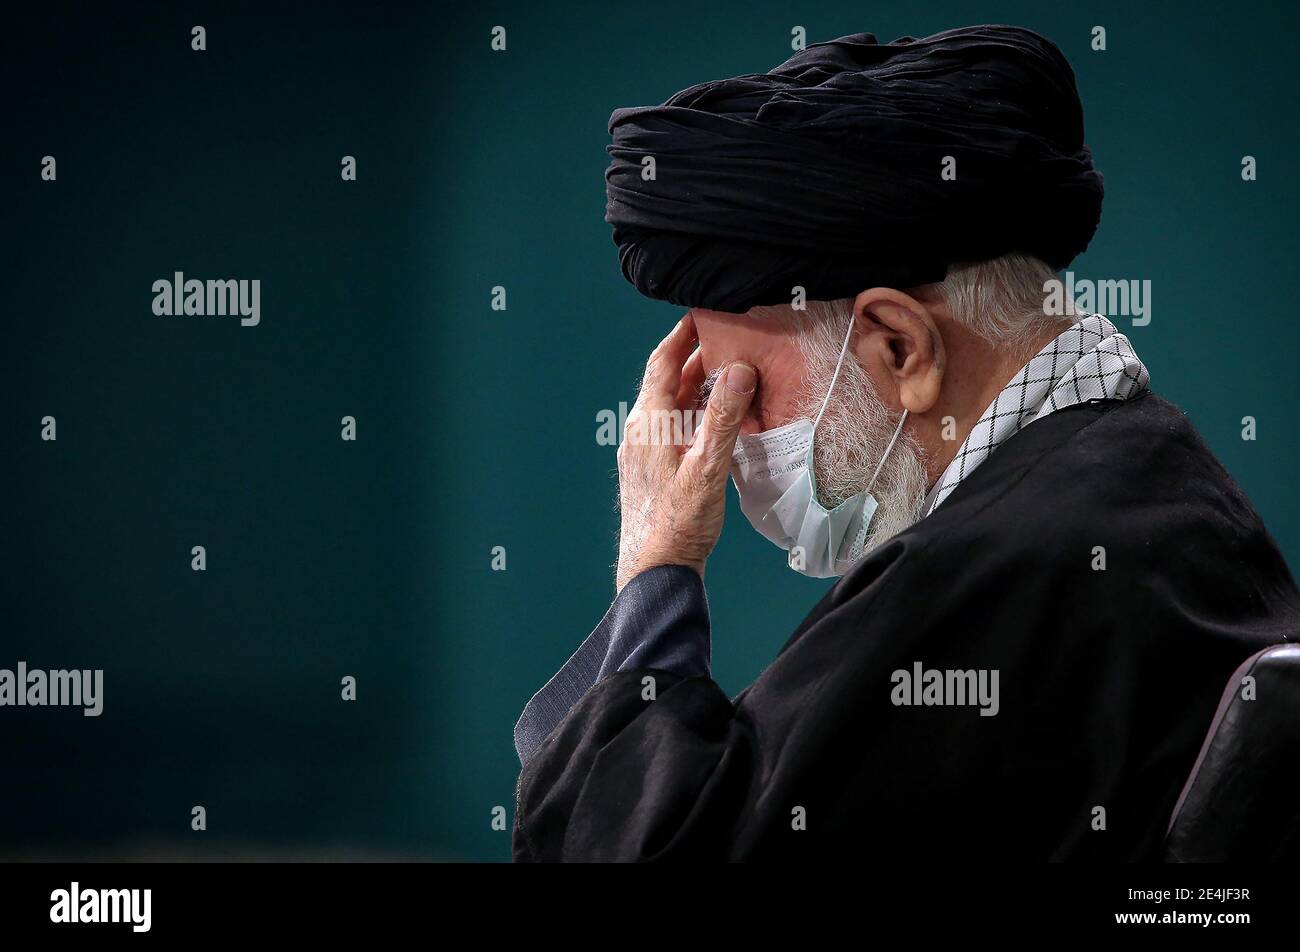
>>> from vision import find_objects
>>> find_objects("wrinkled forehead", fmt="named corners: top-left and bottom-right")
top-left (689, 307), bottom-right (810, 432)
top-left (689, 306), bottom-right (799, 369)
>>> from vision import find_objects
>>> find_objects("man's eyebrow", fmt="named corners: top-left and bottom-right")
top-left (698, 366), bottom-right (725, 406)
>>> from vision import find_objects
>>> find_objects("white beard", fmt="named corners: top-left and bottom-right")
top-left (705, 302), bottom-right (933, 557)
top-left (788, 318), bottom-right (931, 556)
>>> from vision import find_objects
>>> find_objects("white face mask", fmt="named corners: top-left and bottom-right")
top-left (729, 315), bottom-right (908, 578)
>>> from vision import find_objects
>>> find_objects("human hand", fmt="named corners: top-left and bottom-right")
top-left (615, 313), bottom-right (757, 592)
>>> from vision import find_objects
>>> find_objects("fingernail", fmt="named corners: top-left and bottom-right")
top-left (726, 362), bottom-right (756, 394)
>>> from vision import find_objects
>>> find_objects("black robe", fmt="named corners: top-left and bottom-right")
top-left (513, 393), bottom-right (1300, 861)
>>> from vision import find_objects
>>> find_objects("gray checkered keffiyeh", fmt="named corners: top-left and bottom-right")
top-left (924, 315), bottom-right (1150, 516)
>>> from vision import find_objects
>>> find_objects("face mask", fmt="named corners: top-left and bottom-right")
top-left (729, 315), bottom-right (908, 578)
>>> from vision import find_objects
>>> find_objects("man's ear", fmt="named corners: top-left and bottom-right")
top-left (849, 287), bottom-right (944, 413)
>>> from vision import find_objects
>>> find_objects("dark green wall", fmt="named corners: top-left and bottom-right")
top-left (3, 0), bottom-right (1296, 861)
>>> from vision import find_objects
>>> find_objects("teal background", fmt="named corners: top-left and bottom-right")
top-left (3, 1), bottom-right (1296, 861)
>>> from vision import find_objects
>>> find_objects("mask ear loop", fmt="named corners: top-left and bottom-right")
top-left (866, 409), bottom-right (909, 493)
top-left (811, 313), bottom-right (857, 435)
top-left (842, 409), bottom-right (908, 569)
top-left (809, 309), bottom-right (910, 492)
top-left (809, 310), bottom-right (910, 571)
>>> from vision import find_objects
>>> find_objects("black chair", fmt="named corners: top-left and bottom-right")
top-left (1165, 643), bottom-right (1300, 861)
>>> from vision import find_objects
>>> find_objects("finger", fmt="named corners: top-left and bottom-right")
top-left (674, 347), bottom-right (705, 410)
top-left (673, 348), bottom-right (706, 453)
top-left (635, 313), bottom-right (698, 414)
top-left (683, 361), bottom-right (756, 485)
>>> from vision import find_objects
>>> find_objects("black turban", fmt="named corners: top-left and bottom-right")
top-left (604, 25), bottom-right (1103, 313)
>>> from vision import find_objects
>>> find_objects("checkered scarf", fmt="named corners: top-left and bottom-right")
top-left (924, 315), bottom-right (1150, 516)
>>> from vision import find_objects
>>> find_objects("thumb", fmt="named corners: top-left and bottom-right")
top-left (687, 362), bottom-right (756, 485)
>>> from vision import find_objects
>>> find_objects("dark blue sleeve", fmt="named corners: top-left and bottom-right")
top-left (513, 564), bottom-right (710, 765)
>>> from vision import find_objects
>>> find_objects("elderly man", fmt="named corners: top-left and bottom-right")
top-left (511, 26), bottom-right (1299, 861)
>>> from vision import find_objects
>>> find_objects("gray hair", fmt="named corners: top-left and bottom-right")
top-left (928, 252), bottom-right (1075, 350)
top-left (755, 252), bottom-right (1074, 354)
